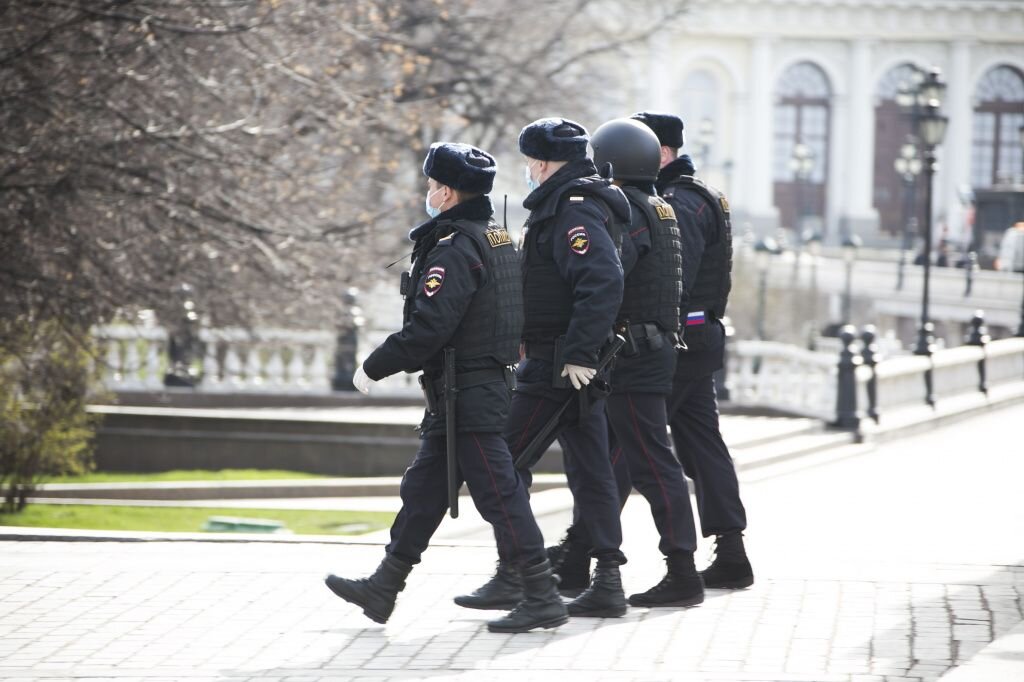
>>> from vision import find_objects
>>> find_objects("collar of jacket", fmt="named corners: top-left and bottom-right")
top-left (620, 179), bottom-right (657, 196)
top-left (656, 154), bottom-right (697, 193)
top-left (408, 194), bottom-right (494, 242)
top-left (522, 158), bottom-right (601, 222)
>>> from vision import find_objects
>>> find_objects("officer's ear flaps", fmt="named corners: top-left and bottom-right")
top-left (598, 161), bottom-right (613, 179)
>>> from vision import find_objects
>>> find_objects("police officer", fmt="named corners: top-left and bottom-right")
top-left (544, 119), bottom-right (705, 607)
top-left (632, 111), bottom-right (753, 589)
top-left (325, 142), bottom-right (568, 634)
top-left (455, 118), bottom-right (630, 618)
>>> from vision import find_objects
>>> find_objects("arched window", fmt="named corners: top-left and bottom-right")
top-left (971, 65), bottom-right (1024, 188)
top-left (680, 69), bottom-right (719, 168)
top-left (873, 63), bottom-right (928, 236)
top-left (773, 61), bottom-right (831, 233)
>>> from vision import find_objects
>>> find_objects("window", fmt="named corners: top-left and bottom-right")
top-left (971, 65), bottom-right (1024, 188)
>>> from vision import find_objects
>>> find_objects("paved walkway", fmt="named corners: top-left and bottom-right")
top-left (1, 405), bottom-right (1023, 681)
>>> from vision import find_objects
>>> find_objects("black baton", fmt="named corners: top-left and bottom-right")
top-left (443, 347), bottom-right (459, 518)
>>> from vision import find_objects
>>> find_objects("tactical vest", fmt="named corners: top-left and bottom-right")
top-left (617, 186), bottom-right (683, 333)
top-left (521, 185), bottom-right (623, 343)
top-left (662, 175), bottom-right (733, 318)
top-left (405, 218), bottom-right (523, 365)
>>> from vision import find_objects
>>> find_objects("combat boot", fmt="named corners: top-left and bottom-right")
top-left (453, 560), bottom-right (523, 610)
top-left (566, 558), bottom-right (627, 618)
top-left (628, 551), bottom-right (704, 607)
top-left (700, 531), bottom-right (754, 589)
top-left (546, 532), bottom-right (591, 596)
top-left (487, 558), bottom-right (569, 633)
top-left (324, 554), bottom-right (412, 624)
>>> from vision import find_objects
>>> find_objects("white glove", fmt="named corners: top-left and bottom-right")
top-left (561, 364), bottom-right (597, 390)
top-left (352, 365), bottom-right (375, 395)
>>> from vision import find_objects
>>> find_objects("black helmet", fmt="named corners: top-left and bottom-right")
top-left (589, 118), bottom-right (662, 182)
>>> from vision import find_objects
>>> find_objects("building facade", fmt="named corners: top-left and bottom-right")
top-left (626, 0), bottom-right (1024, 249)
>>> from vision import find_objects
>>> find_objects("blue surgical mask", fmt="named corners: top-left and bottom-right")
top-left (424, 188), bottom-right (443, 218)
top-left (524, 162), bottom-right (540, 192)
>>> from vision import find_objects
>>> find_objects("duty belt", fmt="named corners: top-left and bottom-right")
top-left (419, 366), bottom-right (515, 415)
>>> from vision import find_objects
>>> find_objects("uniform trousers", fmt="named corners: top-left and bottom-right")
top-left (668, 372), bottom-right (746, 537)
top-left (504, 389), bottom-right (625, 563)
top-left (386, 432), bottom-right (545, 566)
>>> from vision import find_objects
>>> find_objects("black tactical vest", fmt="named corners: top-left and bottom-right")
top-left (405, 219), bottom-right (523, 365)
top-left (521, 186), bottom-right (623, 343)
top-left (618, 186), bottom-right (683, 333)
top-left (662, 176), bottom-right (733, 318)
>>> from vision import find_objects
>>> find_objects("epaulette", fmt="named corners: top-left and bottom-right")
top-left (437, 232), bottom-right (457, 246)
top-left (568, 195), bottom-right (586, 203)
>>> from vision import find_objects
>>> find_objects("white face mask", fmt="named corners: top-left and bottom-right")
top-left (524, 160), bottom-right (541, 192)
top-left (424, 187), bottom-right (444, 218)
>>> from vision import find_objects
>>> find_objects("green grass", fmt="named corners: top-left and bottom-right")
top-left (41, 469), bottom-right (329, 484)
top-left (0, 504), bottom-right (394, 536)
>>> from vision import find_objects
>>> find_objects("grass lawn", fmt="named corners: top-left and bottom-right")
top-left (0, 504), bottom-right (394, 536)
top-left (41, 469), bottom-right (330, 484)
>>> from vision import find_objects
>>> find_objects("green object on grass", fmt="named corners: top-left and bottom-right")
top-left (0, 504), bottom-right (393, 536)
top-left (41, 469), bottom-right (329, 484)
top-left (202, 516), bottom-right (289, 534)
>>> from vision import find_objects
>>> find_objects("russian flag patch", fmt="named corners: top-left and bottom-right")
top-left (686, 311), bottom-right (706, 326)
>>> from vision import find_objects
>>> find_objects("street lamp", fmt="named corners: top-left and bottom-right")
top-left (754, 237), bottom-right (782, 341)
top-left (331, 287), bottom-right (364, 391)
top-left (789, 142), bottom-right (815, 239)
top-left (697, 117), bottom-right (714, 171)
top-left (841, 234), bottom-right (862, 325)
top-left (893, 139), bottom-right (922, 290)
top-left (803, 229), bottom-right (823, 349)
top-left (898, 66), bottom-right (948, 407)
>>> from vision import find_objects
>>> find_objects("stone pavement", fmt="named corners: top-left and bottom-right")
top-left (1, 405), bottom-right (1023, 681)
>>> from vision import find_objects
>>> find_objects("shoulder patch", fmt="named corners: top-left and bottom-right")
top-left (485, 228), bottom-right (512, 248)
top-left (423, 266), bottom-right (445, 297)
top-left (567, 226), bottom-right (590, 255)
top-left (650, 196), bottom-right (676, 221)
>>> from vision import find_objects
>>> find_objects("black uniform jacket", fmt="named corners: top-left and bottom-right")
top-left (363, 196), bottom-right (514, 436)
top-left (517, 159), bottom-right (627, 399)
top-left (657, 155), bottom-right (726, 379)
top-left (611, 181), bottom-right (677, 395)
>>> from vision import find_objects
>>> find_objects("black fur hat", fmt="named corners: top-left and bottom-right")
top-left (422, 142), bottom-right (497, 194)
top-left (630, 111), bottom-right (685, 149)
top-left (518, 117), bottom-right (589, 161)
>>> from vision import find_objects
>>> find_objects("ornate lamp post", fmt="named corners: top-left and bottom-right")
top-left (789, 142), bottom-right (815, 238)
top-left (893, 139), bottom-right (922, 290)
top-left (697, 117), bottom-right (714, 171)
top-left (900, 68), bottom-right (948, 407)
top-left (803, 229), bottom-right (823, 349)
top-left (753, 237), bottom-right (783, 342)
top-left (840, 234), bottom-right (862, 325)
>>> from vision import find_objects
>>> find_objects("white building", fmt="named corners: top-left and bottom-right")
top-left (622, 0), bottom-right (1024, 248)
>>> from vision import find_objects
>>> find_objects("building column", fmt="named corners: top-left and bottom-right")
top-left (840, 39), bottom-right (882, 244)
top-left (943, 41), bottom-right (974, 248)
top-left (745, 36), bottom-right (779, 235)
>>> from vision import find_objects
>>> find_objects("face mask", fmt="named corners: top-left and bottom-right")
top-left (424, 188), bottom-right (443, 218)
top-left (524, 161), bottom-right (540, 192)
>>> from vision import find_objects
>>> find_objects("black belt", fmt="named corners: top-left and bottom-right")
top-left (627, 322), bottom-right (664, 339)
top-left (420, 366), bottom-right (515, 411)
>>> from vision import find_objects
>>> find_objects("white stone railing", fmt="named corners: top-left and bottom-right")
top-left (728, 336), bottom-right (1024, 422)
top-left (92, 325), bottom-right (336, 393)
top-left (728, 340), bottom-right (838, 420)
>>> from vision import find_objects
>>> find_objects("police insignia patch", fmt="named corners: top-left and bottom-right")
top-left (719, 196), bottom-right (730, 213)
top-left (567, 226), bottom-right (590, 255)
top-left (423, 266), bottom-right (445, 297)
top-left (485, 228), bottom-right (512, 248)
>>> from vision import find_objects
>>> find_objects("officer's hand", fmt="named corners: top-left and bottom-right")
top-left (352, 365), bottom-right (375, 395)
top-left (560, 364), bottom-right (597, 390)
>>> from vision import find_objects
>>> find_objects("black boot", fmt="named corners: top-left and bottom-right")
top-left (453, 561), bottom-right (523, 610)
top-left (545, 532), bottom-right (591, 596)
top-left (324, 554), bottom-right (412, 624)
top-left (628, 551), bottom-right (704, 607)
top-left (700, 532), bottom-right (754, 589)
top-left (566, 558), bottom-right (627, 618)
top-left (487, 558), bottom-right (569, 633)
